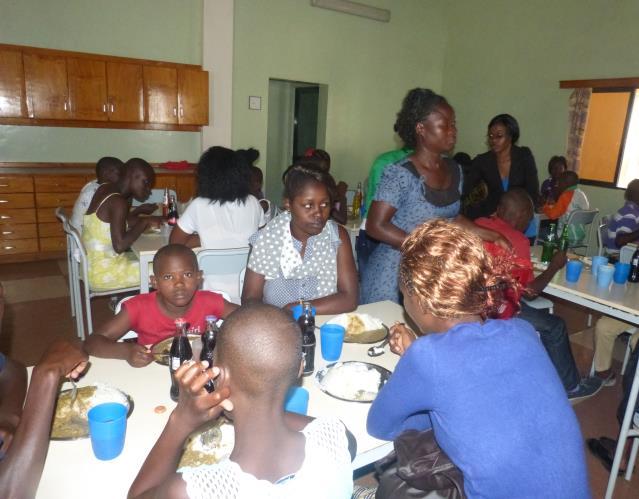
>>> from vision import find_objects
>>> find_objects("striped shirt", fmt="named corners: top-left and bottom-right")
top-left (604, 201), bottom-right (639, 250)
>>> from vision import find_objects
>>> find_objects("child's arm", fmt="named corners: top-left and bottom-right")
top-left (542, 191), bottom-right (571, 219)
top-left (221, 299), bottom-right (239, 317)
top-left (128, 361), bottom-right (231, 499)
top-left (241, 268), bottom-right (266, 305)
top-left (0, 356), bottom-right (27, 456)
top-left (84, 310), bottom-right (153, 368)
top-left (105, 196), bottom-right (154, 254)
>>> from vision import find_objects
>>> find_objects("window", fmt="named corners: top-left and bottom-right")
top-left (578, 88), bottom-right (637, 189)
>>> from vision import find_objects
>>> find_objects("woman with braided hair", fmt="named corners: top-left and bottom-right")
top-left (367, 219), bottom-right (589, 499)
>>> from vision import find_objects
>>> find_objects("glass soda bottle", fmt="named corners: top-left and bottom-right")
top-left (168, 195), bottom-right (179, 226)
top-left (558, 224), bottom-right (570, 252)
top-left (200, 315), bottom-right (219, 393)
top-left (297, 301), bottom-right (316, 376)
top-left (162, 187), bottom-right (169, 218)
top-left (352, 182), bottom-right (363, 218)
top-left (169, 318), bottom-right (193, 401)
top-left (629, 248), bottom-right (639, 283)
top-left (541, 222), bottom-right (558, 263)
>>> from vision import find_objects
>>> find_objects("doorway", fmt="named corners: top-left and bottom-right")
top-left (265, 79), bottom-right (328, 205)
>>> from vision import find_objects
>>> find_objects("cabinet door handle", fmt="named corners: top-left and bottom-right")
top-left (3, 246), bottom-right (15, 250)
top-left (103, 103), bottom-right (107, 113)
top-left (2, 231), bottom-right (12, 235)
top-left (179, 107), bottom-right (184, 117)
top-left (64, 100), bottom-right (68, 111)
top-left (0, 184), bottom-right (8, 187)
top-left (0, 200), bottom-right (8, 204)
top-left (173, 107), bottom-right (177, 117)
top-left (0, 215), bottom-right (10, 219)
top-left (110, 103), bottom-right (115, 113)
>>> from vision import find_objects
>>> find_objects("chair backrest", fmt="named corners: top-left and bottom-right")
top-left (566, 208), bottom-right (599, 253)
top-left (197, 247), bottom-right (250, 276)
top-left (115, 296), bottom-right (138, 341)
top-left (62, 219), bottom-right (90, 285)
top-left (132, 188), bottom-right (177, 207)
top-left (620, 244), bottom-right (638, 264)
top-left (197, 247), bottom-right (250, 301)
top-left (597, 217), bottom-right (609, 256)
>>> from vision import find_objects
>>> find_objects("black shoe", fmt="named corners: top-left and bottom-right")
top-left (587, 438), bottom-right (625, 474)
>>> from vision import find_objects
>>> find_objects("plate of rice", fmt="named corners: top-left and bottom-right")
top-left (316, 361), bottom-right (391, 403)
top-left (178, 417), bottom-right (235, 469)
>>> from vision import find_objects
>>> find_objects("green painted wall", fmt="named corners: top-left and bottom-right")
top-left (0, 0), bottom-right (203, 162)
top-left (442, 0), bottom-right (639, 222)
top-left (232, 0), bottom-right (447, 189)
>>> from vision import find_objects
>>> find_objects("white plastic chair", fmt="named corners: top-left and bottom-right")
top-left (197, 247), bottom-right (250, 303)
top-left (606, 345), bottom-right (639, 498)
top-left (55, 208), bottom-right (80, 331)
top-left (564, 208), bottom-right (599, 255)
top-left (62, 219), bottom-right (139, 340)
top-left (131, 188), bottom-right (176, 207)
top-left (114, 295), bottom-right (138, 342)
top-left (522, 296), bottom-right (554, 314)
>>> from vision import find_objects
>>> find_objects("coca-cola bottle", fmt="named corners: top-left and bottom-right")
top-left (167, 195), bottom-right (179, 226)
top-left (629, 248), bottom-right (639, 283)
top-left (162, 187), bottom-right (169, 218)
top-left (297, 302), bottom-right (316, 376)
top-left (169, 318), bottom-right (192, 401)
top-left (200, 315), bottom-right (219, 393)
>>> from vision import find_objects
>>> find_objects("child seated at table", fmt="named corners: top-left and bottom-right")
top-left (541, 170), bottom-right (589, 244)
top-left (70, 157), bottom-right (124, 233)
top-left (85, 244), bottom-right (237, 368)
top-left (128, 303), bottom-right (354, 498)
top-left (539, 155), bottom-right (567, 204)
top-left (82, 158), bottom-right (163, 290)
top-left (603, 178), bottom-right (639, 252)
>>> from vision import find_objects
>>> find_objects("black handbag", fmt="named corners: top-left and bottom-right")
top-left (375, 429), bottom-right (466, 499)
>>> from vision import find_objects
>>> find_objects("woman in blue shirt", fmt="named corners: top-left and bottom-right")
top-left (367, 219), bottom-right (590, 499)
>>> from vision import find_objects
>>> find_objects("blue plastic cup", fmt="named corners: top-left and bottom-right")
top-left (87, 403), bottom-right (127, 460)
top-left (292, 303), bottom-right (316, 321)
top-left (596, 264), bottom-right (615, 288)
top-left (591, 256), bottom-right (608, 278)
top-left (614, 262), bottom-right (631, 284)
top-left (320, 324), bottom-right (346, 361)
top-left (284, 386), bottom-right (309, 415)
top-left (565, 260), bottom-right (583, 283)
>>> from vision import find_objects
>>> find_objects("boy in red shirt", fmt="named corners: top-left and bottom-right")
top-left (475, 189), bottom-right (602, 401)
top-left (85, 244), bottom-right (238, 367)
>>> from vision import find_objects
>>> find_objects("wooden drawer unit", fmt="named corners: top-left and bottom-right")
top-left (0, 208), bottom-right (37, 224)
top-left (35, 175), bottom-right (87, 193)
top-left (39, 237), bottom-right (65, 252)
top-left (0, 223), bottom-right (37, 240)
top-left (38, 221), bottom-right (63, 238)
top-left (0, 175), bottom-right (33, 193)
top-left (0, 193), bottom-right (35, 209)
top-left (37, 206), bottom-right (71, 223)
top-left (154, 174), bottom-right (177, 191)
top-left (36, 192), bottom-right (78, 208)
top-left (0, 238), bottom-right (39, 254)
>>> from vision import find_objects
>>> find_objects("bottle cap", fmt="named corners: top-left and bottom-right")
top-left (205, 315), bottom-right (218, 322)
top-left (174, 318), bottom-right (186, 326)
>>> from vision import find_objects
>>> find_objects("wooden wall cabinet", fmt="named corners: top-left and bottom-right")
top-left (23, 52), bottom-right (69, 119)
top-left (0, 43), bottom-right (208, 131)
top-left (0, 48), bottom-right (26, 118)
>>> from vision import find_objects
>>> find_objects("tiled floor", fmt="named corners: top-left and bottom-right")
top-left (1, 259), bottom-right (637, 497)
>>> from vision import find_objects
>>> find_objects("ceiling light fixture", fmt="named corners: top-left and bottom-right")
top-left (310, 0), bottom-right (391, 23)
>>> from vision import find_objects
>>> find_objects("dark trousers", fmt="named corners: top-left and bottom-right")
top-left (517, 302), bottom-right (581, 392)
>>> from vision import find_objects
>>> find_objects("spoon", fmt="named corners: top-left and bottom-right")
top-left (368, 337), bottom-right (390, 357)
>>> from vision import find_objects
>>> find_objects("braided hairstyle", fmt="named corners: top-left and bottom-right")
top-left (394, 88), bottom-right (448, 149)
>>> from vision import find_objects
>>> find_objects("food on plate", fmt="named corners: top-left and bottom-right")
top-left (320, 362), bottom-right (382, 402)
top-left (326, 313), bottom-right (386, 343)
top-left (179, 418), bottom-right (235, 469)
top-left (152, 334), bottom-right (201, 365)
top-left (51, 383), bottom-right (130, 439)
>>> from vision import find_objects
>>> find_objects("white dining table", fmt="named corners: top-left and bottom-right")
top-left (34, 301), bottom-right (407, 498)
top-left (532, 247), bottom-right (639, 326)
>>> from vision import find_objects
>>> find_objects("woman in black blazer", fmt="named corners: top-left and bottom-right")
top-left (463, 114), bottom-right (539, 220)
